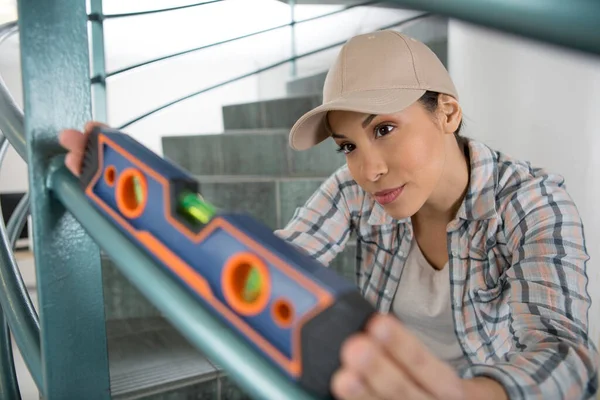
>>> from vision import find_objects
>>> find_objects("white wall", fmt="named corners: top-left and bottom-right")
top-left (448, 21), bottom-right (600, 343)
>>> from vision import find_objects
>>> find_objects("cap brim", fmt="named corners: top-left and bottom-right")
top-left (289, 88), bottom-right (426, 151)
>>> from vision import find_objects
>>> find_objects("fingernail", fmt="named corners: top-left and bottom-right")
top-left (347, 378), bottom-right (364, 395)
top-left (356, 345), bottom-right (372, 366)
top-left (371, 318), bottom-right (391, 343)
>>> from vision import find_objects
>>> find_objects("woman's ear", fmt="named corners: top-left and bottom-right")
top-left (438, 94), bottom-right (462, 135)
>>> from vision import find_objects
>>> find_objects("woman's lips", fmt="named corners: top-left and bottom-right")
top-left (374, 185), bottom-right (405, 205)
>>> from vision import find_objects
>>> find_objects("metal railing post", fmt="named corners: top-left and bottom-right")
top-left (0, 134), bottom-right (22, 400)
top-left (290, 0), bottom-right (297, 78)
top-left (16, 0), bottom-right (111, 397)
top-left (88, 0), bottom-right (108, 122)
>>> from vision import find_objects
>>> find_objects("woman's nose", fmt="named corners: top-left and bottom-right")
top-left (360, 149), bottom-right (388, 182)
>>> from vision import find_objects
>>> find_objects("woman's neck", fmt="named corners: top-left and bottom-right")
top-left (414, 135), bottom-right (470, 225)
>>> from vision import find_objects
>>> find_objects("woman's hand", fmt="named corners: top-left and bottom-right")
top-left (331, 314), bottom-right (507, 400)
top-left (58, 121), bottom-right (108, 176)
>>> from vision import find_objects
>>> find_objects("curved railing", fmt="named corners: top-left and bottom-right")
top-left (0, 1), bottom-right (599, 399)
top-left (89, 0), bottom-right (422, 127)
top-left (91, 0), bottom-right (386, 81)
top-left (115, 12), bottom-right (431, 129)
top-left (0, 21), bottom-right (39, 400)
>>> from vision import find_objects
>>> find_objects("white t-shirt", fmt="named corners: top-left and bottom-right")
top-left (391, 238), bottom-right (469, 371)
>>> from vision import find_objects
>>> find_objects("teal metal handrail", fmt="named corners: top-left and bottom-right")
top-left (0, 133), bottom-right (32, 400)
top-left (0, 308), bottom-right (20, 400)
top-left (392, 0), bottom-right (600, 56)
top-left (0, 133), bottom-right (22, 400)
top-left (117, 13), bottom-right (431, 128)
top-left (6, 193), bottom-right (30, 261)
top-left (0, 22), bottom-right (42, 393)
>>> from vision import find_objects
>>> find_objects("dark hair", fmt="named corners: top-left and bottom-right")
top-left (418, 91), bottom-right (464, 137)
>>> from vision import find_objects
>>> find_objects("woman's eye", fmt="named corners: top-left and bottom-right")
top-left (336, 143), bottom-right (355, 154)
top-left (375, 124), bottom-right (394, 137)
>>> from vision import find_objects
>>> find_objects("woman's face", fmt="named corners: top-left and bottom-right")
top-left (327, 100), bottom-right (455, 220)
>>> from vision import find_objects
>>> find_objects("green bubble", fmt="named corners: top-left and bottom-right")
top-left (243, 266), bottom-right (262, 303)
top-left (133, 176), bottom-right (144, 204)
top-left (179, 191), bottom-right (216, 224)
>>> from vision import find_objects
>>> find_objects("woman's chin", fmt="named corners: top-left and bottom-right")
top-left (382, 201), bottom-right (419, 221)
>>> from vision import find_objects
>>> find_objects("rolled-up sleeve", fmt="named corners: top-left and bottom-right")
top-left (274, 166), bottom-right (358, 267)
top-left (468, 173), bottom-right (599, 399)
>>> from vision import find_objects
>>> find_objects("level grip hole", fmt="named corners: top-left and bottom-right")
top-left (273, 298), bottom-right (294, 328)
top-left (104, 165), bottom-right (116, 186)
top-left (116, 168), bottom-right (147, 219)
top-left (222, 252), bottom-right (270, 316)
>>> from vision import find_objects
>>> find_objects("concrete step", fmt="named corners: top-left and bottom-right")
top-left (161, 127), bottom-right (353, 251)
top-left (274, 0), bottom-right (412, 7)
top-left (105, 317), bottom-right (251, 400)
top-left (222, 95), bottom-right (322, 130)
top-left (143, 374), bottom-right (251, 400)
top-left (162, 130), bottom-right (344, 179)
top-left (101, 253), bottom-right (356, 399)
top-left (286, 71), bottom-right (327, 97)
top-left (102, 254), bottom-right (163, 321)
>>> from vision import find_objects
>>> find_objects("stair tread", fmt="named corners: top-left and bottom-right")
top-left (286, 71), bottom-right (327, 97)
top-left (222, 93), bottom-right (322, 108)
top-left (106, 317), bottom-right (221, 399)
top-left (164, 128), bottom-right (290, 140)
top-left (222, 94), bottom-right (323, 131)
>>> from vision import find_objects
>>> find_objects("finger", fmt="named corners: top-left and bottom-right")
top-left (366, 315), bottom-right (464, 400)
top-left (330, 368), bottom-right (375, 400)
top-left (59, 120), bottom-right (109, 151)
top-left (341, 334), bottom-right (433, 400)
top-left (83, 120), bottom-right (110, 134)
top-left (58, 129), bottom-right (88, 154)
top-left (65, 152), bottom-right (83, 176)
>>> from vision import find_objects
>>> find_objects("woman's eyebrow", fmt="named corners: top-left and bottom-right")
top-left (325, 117), bottom-right (346, 139)
top-left (362, 114), bottom-right (376, 128)
top-left (327, 114), bottom-right (377, 138)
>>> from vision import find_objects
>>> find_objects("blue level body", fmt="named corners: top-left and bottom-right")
top-left (79, 127), bottom-right (375, 397)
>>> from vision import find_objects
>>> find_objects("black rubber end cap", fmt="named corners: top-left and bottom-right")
top-left (299, 291), bottom-right (375, 397)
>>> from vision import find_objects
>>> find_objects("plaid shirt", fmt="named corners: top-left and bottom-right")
top-left (275, 138), bottom-right (599, 399)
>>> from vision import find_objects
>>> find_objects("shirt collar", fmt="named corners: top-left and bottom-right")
top-left (367, 201), bottom-right (393, 225)
top-left (454, 138), bottom-right (499, 221)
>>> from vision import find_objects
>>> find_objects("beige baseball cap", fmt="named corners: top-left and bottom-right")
top-left (289, 29), bottom-right (459, 151)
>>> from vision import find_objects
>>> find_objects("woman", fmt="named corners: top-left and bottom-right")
top-left (59, 30), bottom-right (598, 399)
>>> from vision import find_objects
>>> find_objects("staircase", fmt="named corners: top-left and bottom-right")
top-left (99, 16), bottom-right (448, 399)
